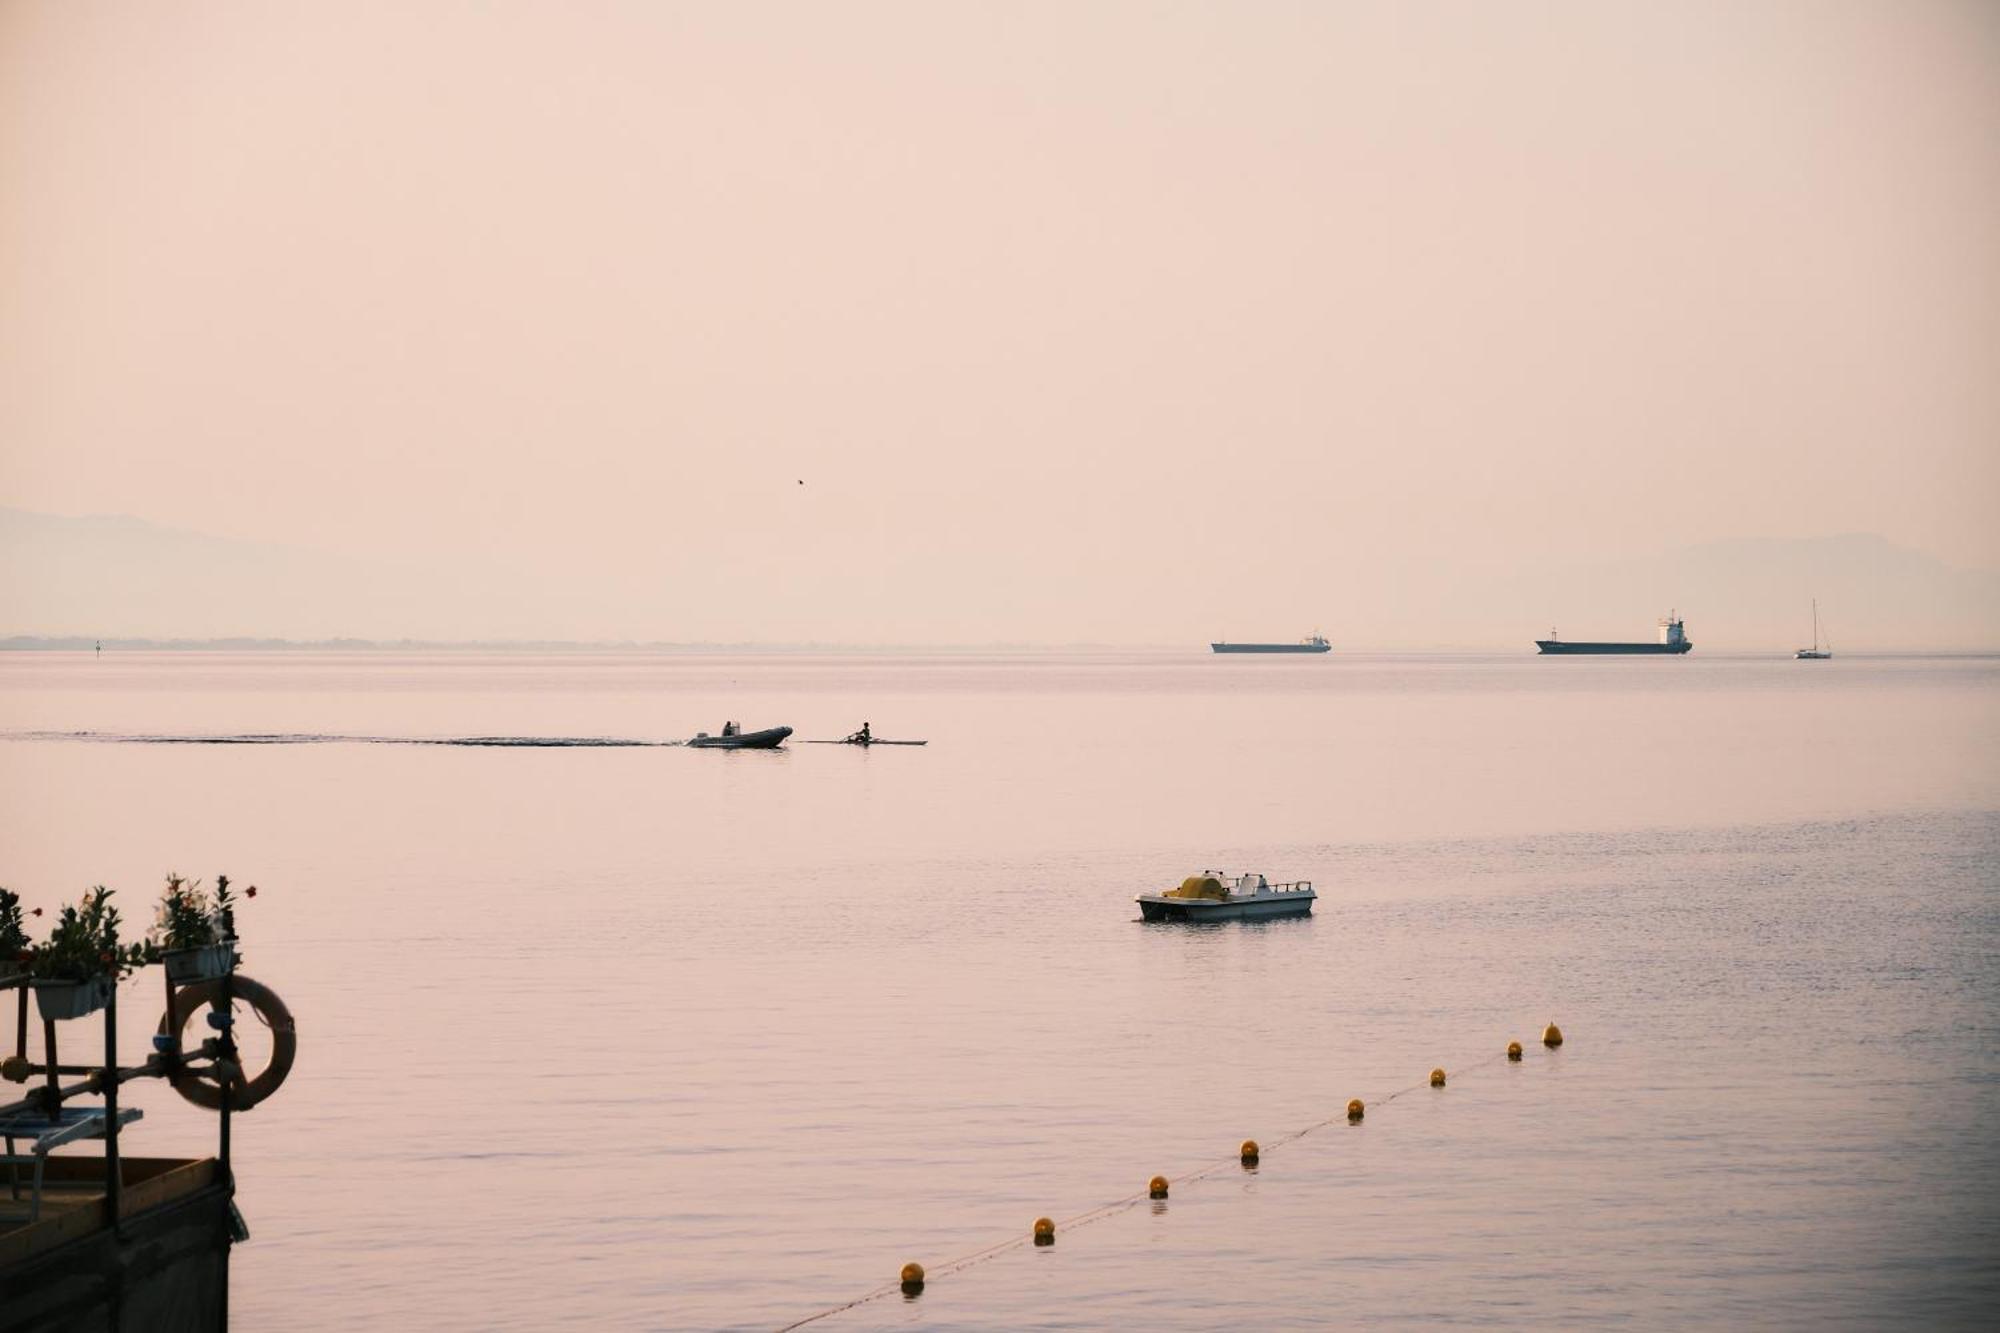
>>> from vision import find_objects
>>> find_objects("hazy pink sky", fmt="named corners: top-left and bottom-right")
top-left (1, 2), bottom-right (1995, 643)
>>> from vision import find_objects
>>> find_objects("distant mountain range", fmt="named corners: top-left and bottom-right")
top-left (3, 507), bottom-right (1996, 649)
top-left (0, 507), bottom-right (518, 643)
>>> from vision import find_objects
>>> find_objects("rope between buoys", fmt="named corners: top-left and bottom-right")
top-left (773, 1280), bottom-right (904, 1332)
top-left (775, 1044), bottom-right (1521, 1331)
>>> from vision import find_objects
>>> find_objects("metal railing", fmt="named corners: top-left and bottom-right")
top-left (2, 966), bottom-right (243, 1233)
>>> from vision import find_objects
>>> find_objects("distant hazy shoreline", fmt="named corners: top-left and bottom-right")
top-left (5, 636), bottom-right (1996, 657)
top-left (0, 636), bottom-right (1144, 654)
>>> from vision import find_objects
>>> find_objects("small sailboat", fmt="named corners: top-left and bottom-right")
top-left (1795, 600), bottom-right (1832, 660)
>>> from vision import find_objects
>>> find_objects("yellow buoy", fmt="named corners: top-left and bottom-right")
top-left (899, 1262), bottom-right (925, 1293)
top-left (1239, 1139), bottom-right (1260, 1165)
top-left (1507, 1041), bottom-right (1523, 1061)
top-left (1430, 1068), bottom-right (1446, 1087)
top-left (1347, 1098), bottom-right (1365, 1122)
top-left (1033, 1217), bottom-right (1055, 1246)
top-left (1543, 1022), bottom-right (1563, 1048)
top-left (1148, 1175), bottom-right (1170, 1199)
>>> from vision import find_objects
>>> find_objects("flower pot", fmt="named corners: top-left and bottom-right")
top-left (162, 941), bottom-right (238, 984)
top-left (0, 960), bottom-right (25, 986)
top-left (33, 975), bottom-right (115, 1021)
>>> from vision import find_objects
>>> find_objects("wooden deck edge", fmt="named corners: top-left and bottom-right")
top-left (0, 1156), bottom-right (218, 1271)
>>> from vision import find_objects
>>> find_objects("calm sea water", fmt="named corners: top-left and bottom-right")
top-left (2, 650), bottom-right (1996, 1329)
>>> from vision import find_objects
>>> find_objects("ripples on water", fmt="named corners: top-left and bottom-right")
top-left (13, 730), bottom-right (682, 746)
top-left (0, 652), bottom-right (1995, 1329)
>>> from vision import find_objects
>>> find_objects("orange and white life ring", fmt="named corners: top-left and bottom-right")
top-left (158, 974), bottom-right (298, 1111)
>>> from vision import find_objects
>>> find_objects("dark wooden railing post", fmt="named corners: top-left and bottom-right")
top-left (42, 1013), bottom-right (60, 1118)
top-left (105, 982), bottom-right (121, 1226)
top-left (217, 965), bottom-right (236, 1333)
top-left (161, 965), bottom-right (178, 1066)
top-left (219, 967), bottom-right (234, 1187)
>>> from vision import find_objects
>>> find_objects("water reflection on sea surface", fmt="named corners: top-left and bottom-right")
top-left (1, 651), bottom-right (1995, 1329)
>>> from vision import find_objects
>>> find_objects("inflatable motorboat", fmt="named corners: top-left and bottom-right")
top-left (687, 724), bottom-right (792, 749)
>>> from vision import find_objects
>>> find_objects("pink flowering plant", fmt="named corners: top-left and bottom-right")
top-left (27, 887), bottom-right (150, 983)
top-left (154, 873), bottom-right (224, 952)
top-left (151, 874), bottom-right (251, 984)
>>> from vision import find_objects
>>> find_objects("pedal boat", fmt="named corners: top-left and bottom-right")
top-left (1137, 873), bottom-right (1315, 922)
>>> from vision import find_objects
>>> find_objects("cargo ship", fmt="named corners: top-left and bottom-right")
top-left (1536, 613), bottom-right (1691, 655)
top-left (1211, 634), bottom-right (1331, 654)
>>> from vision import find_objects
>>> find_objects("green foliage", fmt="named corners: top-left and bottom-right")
top-left (214, 874), bottom-right (239, 941)
top-left (0, 887), bottom-right (27, 962)
top-left (154, 873), bottom-right (220, 952)
top-left (151, 872), bottom-right (249, 973)
top-left (28, 886), bottom-right (150, 983)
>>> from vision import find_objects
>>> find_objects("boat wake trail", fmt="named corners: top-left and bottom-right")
top-left (9, 731), bottom-right (684, 748)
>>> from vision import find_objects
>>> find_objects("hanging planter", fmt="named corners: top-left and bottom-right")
top-left (162, 939), bottom-right (238, 984)
top-left (25, 886), bottom-right (148, 1020)
top-left (151, 874), bottom-right (251, 985)
top-left (33, 974), bottom-right (116, 1021)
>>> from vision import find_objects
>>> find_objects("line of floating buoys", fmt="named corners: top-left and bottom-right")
top-left (843, 1027), bottom-right (1570, 1327)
